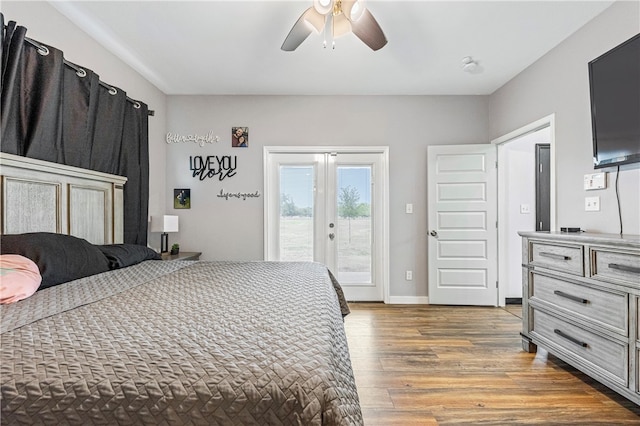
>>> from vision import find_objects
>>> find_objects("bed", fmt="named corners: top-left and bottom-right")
top-left (0, 154), bottom-right (363, 425)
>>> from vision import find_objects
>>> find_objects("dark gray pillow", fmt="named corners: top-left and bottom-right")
top-left (0, 232), bottom-right (110, 289)
top-left (95, 244), bottom-right (161, 269)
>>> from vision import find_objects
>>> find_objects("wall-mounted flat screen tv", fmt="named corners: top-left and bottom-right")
top-left (589, 33), bottom-right (640, 169)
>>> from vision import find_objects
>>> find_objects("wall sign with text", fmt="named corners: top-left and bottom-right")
top-left (217, 189), bottom-right (261, 201)
top-left (167, 131), bottom-right (219, 147)
top-left (190, 155), bottom-right (237, 181)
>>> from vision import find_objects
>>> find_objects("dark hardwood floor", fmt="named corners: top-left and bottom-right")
top-left (344, 303), bottom-right (640, 425)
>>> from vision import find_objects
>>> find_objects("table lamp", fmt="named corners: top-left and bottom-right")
top-left (151, 215), bottom-right (179, 253)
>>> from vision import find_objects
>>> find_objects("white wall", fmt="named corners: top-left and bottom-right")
top-left (165, 95), bottom-right (490, 298)
top-left (1, 1), bottom-right (168, 226)
top-left (489, 1), bottom-right (640, 235)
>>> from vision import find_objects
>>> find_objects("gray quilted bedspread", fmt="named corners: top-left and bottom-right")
top-left (1, 260), bottom-right (363, 425)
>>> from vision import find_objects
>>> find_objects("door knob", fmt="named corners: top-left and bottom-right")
top-left (329, 233), bottom-right (335, 240)
top-left (430, 230), bottom-right (438, 237)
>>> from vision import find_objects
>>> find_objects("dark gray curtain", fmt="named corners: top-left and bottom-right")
top-left (1, 14), bottom-right (149, 245)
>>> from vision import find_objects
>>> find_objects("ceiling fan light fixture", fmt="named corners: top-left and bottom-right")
top-left (313, 0), bottom-right (333, 15)
top-left (333, 13), bottom-right (352, 38)
top-left (282, 0), bottom-right (386, 51)
top-left (343, 0), bottom-right (365, 22)
top-left (304, 8), bottom-right (326, 33)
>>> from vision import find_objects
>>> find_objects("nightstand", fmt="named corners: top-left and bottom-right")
top-left (161, 251), bottom-right (201, 261)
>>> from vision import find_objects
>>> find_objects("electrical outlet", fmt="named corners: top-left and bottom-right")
top-left (405, 203), bottom-right (413, 214)
top-left (405, 270), bottom-right (413, 280)
top-left (520, 204), bottom-right (531, 214)
top-left (585, 196), bottom-right (600, 211)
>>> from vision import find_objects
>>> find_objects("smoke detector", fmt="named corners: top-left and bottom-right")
top-left (461, 56), bottom-right (478, 73)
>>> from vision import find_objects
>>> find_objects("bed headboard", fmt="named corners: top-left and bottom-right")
top-left (0, 153), bottom-right (127, 244)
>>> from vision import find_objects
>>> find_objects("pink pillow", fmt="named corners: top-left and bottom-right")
top-left (0, 254), bottom-right (42, 304)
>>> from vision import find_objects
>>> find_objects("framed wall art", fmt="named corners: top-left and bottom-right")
top-left (232, 127), bottom-right (249, 147)
top-left (174, 188), bottom-right (191, 209)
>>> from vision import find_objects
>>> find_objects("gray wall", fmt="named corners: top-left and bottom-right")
top-left (1, 1), bottom-right (168, 224)
top-left (165, 96), bottom-right (489, 298)
top-left (489, 1), bottom-right (640, 235)
top-left (4, 1), bottom-right (638, 300)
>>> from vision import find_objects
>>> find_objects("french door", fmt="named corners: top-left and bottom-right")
top-left (264, 147), bottom-right (388, 302)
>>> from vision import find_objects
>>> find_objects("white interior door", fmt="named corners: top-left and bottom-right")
top-left (265, 148), bottom-right (388, 302)
top-left (427, 144), bottom-right (498, 306)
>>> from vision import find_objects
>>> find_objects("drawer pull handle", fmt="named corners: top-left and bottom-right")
top-left (553, 290), bottom-right (588, 304)
top-left (554, 329), bottom-right (588, 348)
top-left (540, 252), bottom-right (570, 261)
top-left (608, 263), bottom-right (640, 274)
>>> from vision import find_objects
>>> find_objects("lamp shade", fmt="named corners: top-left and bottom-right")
top-left (151, 215), bottom-right (179, 233)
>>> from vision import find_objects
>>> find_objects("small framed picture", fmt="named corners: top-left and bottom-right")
top-left (174, 188), bottom-right (191, 209)
top-left (232, 127), bottom-right (249, 147)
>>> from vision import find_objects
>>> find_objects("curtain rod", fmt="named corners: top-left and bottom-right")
top-left (22, 36), bottom-right (155, 117)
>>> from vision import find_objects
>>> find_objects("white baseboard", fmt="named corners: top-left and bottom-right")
top-left (387, 296), bottom-right (429, 304)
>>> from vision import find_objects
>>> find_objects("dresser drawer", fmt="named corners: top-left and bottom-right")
top-left (531, 309), bottom-right (628, 386)
top-left (530, 272), bottom-right (627, 336)
top-left (591, 248), bottom-right (640, 288)
top-left (530, 241), bottom-right (584, 276)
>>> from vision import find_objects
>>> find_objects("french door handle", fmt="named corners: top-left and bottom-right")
top-left (430, 230), bottom-right (438, 237)
top-left (329, 233), bottom-right (335, 241)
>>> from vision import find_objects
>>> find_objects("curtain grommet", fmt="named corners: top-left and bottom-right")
top-left (108, 87), bottom-right (117, 96)
top-left (76, 68), bottom-right (87, 78)
top-left (133, 101), bottom-right (141, 109)
top-left (37, 45), bottom-right (49, 56)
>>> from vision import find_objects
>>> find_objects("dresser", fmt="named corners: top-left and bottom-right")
top-left (519, 231), bottom-right (640, 405)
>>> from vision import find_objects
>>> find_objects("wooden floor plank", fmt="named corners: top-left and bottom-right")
top-left (344, 303), bottom-right (640, 424)
top-left (360, 409), bottom-right (438, 426)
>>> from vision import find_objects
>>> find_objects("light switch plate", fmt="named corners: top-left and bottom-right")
top-left (520, 204), bottom-right (531, 214)
top-left (406, 203), bottom-right (413, 214)
top-left (585, 196), bottom-right (600, 211)
top-left (584, 172), bottom-right (607, 190)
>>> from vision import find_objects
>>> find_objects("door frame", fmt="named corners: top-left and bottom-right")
top-left (492, 114), bottom-right (557, 307)
top-left (263, 146), bottom-right (390, 303)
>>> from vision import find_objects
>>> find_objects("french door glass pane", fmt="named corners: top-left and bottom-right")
top-left (279, 166), bottom-right (314, 261)
top-left (337, 166), bottom-right (372, 283)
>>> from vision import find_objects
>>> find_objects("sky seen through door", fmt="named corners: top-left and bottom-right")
top-left (281, 167), bottom-right (371, 210)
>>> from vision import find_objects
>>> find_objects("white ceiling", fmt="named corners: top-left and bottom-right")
top-left (49, 0), bottom-right (614, 96)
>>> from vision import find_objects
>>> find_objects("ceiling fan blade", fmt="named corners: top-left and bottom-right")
top-left (281, 7), bottom-right (325, 51)
top-left (351, 9), bottom-right (387, 51)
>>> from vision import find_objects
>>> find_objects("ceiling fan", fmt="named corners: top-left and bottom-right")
top-left (281, 0), bottom-right (387, 51)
